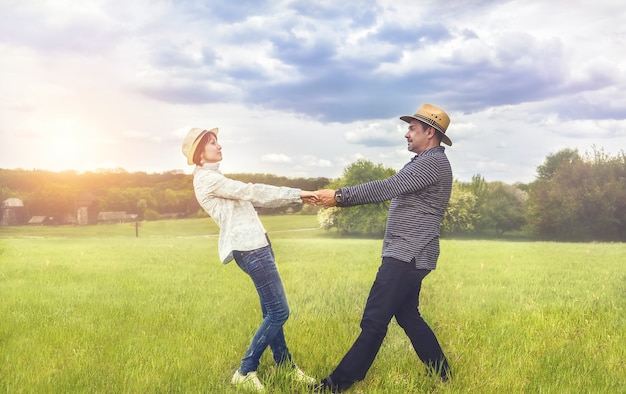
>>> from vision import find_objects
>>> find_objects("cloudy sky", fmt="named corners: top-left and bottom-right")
top-left (1, 0), bottom-right (624, 184)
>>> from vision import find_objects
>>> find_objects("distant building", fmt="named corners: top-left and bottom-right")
top-left (1, 198), bottom-right (26, 226)
top-left (28, 216), bottom-right (55, 226)
top-left (75, 192), bottom-right (99, 225)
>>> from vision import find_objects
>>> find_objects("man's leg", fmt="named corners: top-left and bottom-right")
top-left (322, 257), bottom-right (415, 391)
top-left (395, 269), bottom-right (450, 380)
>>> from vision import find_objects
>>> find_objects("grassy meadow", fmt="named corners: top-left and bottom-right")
top-left (1, 216), bottom-right (624, 393)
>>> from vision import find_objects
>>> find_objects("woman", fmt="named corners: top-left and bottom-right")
top-left (181, 127), bottom-right (317, 392)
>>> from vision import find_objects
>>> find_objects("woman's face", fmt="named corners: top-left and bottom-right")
top-left (200, 133), bottom-right (222, 163)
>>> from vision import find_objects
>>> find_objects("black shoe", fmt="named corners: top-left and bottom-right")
top-left (311, 377), bottom-right (340, 393)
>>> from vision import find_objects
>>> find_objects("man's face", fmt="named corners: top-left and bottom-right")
top-left (404, 120), bottom-right (430, 154)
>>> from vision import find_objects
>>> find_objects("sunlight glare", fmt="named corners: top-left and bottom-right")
top-left (43, 118), bottom-right (91, 172)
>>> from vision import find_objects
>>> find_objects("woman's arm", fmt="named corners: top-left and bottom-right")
top-left (197, 172), bottom-right (301, 207)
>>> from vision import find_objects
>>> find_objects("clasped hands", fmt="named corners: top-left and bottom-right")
top-left (300, 189), bottom-right (337, 208)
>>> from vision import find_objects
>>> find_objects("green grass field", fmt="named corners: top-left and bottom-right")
top-left (1, 216), bottom-right (624, 393)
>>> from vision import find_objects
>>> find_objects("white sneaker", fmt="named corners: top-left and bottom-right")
top-left (231, 370), bottom-right (265, 392)
top-left (292, 367), bottom-right (317, 385)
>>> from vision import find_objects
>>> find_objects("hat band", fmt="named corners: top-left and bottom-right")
top-left (413, 114), bottom-right (444, 133)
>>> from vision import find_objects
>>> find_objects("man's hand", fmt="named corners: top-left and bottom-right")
top-left (315, 189), bottom-right (337, 208)
top-left (300, 190), bottom-right (319, 205)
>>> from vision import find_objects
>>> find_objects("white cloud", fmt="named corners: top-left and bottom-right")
top-left (1, 0), bottom-right (625, 184)
top-left (262, 154), bottom-right (292, 163)
top-left (344, 120), bottom-right (402, 147)
top-left (301, 155), bottom-right (333, 168)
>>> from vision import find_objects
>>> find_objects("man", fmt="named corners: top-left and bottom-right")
top-left (314, 103), bottom-right (454, 392)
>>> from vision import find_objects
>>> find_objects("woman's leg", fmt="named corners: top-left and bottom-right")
top-left (234, 245), bottom-right (291, 374)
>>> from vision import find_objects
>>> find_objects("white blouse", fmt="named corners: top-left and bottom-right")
top-left (193, 162), bottom-right (302, 263)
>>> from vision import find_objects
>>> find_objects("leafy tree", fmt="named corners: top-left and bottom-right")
top-left (317, 206), bottom-right (337, 230)
top-left (536, 148), bottom-right (582, 181)
top-left (143, 208), bottom-right (160, 221)
top-left (179, 189), bottom-right (200, 215)
top-left (318, 159), bottom-right (396, 236)
top-left (136, 199), bottom-right (148, 219)
top-left (25, 183), bottom-right (77, 218)
top-left (100, 187), bottom-right (156, 213)
top-left (463, 174), bottom-right (488, 230)
top-left (479, 182), bottom-right (526, 237)
top-left (467, 174), bottom-right (489, 207)
top-left (442, 181), bottom-right (479, 234)
top-left (229, 174), bottom-right (329, 191)
top-left (527, 147), bottom-right (626, 241)
top-left (158, 188), bottom-right (180, 213)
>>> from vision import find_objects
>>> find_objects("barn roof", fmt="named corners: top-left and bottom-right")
top-left (2, 198), bottom-right (24, 207)
top-left (28, 216), bottom-right (49, 224)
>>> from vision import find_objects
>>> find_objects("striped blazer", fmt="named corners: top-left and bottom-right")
top-left (337, 146), bottom-right (452, 270)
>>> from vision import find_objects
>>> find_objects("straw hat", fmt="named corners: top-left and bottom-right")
top-left (400, 104), bottom-right (452, 146)
top-left (181, 127), bottom-right (219, 165)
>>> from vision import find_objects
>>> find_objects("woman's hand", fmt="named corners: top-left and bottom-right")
top-left (300, 190), bottom-right (319, 205)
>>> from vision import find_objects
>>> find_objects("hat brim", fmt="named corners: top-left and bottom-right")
top-left (186, 128), bottom-right (219, 165)
top-left (400, 115), bottom-right (452, 146)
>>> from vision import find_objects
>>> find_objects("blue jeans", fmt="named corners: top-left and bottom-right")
top-left (327, 257), bottom-right (450, 391)
top-left (233, 242), bottom-right (293, 374)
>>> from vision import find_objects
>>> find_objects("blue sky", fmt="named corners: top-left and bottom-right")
top-left (1, 0), bottom-right (624, 183)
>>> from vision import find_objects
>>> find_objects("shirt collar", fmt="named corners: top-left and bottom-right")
top-left (194, 162), bottom-right (221, 174)
top-left (412, 145), bottom-right (444, 160)
top-left (201, 162), bottom-right (220, 170)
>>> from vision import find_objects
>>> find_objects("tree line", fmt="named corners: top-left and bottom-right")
top-left (0, 169), bottom-right (329, 221)
top-left (2, 147), bottom-right (624, 241)
top-left (318, 147), bottom-right (625, 242)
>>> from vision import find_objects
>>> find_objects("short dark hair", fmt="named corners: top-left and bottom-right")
top-left (418, 120), bottom-right (443, 143)
top-left (433, 130), bottom-right (443, 144)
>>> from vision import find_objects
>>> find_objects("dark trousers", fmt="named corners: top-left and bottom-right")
top-left (327, 257), bottom-right (450, 391)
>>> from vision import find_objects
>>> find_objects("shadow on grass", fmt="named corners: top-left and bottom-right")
top-left (443, 230), bottom-right (537, 242)
top-left (312, 228), bottom-right (538, 242)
